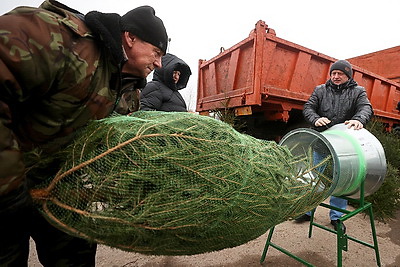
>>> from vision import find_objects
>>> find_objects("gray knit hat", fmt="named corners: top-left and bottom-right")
top-left (330, 60), bottom-right (353, 79)
top-left (121, 6), bottom-right (168, 54)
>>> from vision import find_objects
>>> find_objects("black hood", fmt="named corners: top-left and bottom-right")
top-left (153, 53), bottom-right (192, 90)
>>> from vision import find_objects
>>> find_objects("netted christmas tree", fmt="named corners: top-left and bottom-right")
top-left (30, 111), bottom-right (333, 255)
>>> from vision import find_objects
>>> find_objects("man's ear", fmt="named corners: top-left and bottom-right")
top-left (123, 32), bottom-right (135, 47)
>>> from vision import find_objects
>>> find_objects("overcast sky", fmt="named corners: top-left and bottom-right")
top-left (2, 0), bottom-right (400, 111)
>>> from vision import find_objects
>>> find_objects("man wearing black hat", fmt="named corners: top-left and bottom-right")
top-left (0, 0), bottom-right (168, 266)
top-left (295, 59), bottom-right (373, 233)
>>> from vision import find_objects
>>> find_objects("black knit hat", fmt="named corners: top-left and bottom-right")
top-left (121, 6), bottom-right (168, 54)
top-left (330, 60), bottom-right (353, 79)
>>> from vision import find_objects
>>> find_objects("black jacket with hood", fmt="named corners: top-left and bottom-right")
top-left (140, 53), bottom-right (191, 111)
top-left (303, 78), bottom-right (373, 132)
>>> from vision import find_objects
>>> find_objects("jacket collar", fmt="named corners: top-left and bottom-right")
top-left (326, 78), bottom-right (358, 91)
top-left (84, 11), bottom-right (124, 66)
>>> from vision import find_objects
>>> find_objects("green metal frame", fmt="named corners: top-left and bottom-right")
top-left (260, 180), bottom-right (381, 266)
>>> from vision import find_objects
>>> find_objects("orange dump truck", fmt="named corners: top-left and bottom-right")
top-left (196, 20), bottom-right (400, 140)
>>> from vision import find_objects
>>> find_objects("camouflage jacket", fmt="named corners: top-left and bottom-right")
top-left (0, 0), bottom-right (138, 203)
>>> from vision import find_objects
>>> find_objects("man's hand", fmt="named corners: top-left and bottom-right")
top-left (344, 120), bottom-right (363, 130)
top-left (315, 117), bottom-right (331, 127)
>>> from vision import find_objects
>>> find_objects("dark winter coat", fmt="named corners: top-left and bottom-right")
top-left (140, 53), bottom-right (191, 111)
top-left (303, 79), bottom-right (373, 131)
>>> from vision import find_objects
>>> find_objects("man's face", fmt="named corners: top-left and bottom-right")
top-left (172, 71), bottom-right (181, 84)
top-left (122, 33), bottom-right (164, 78)
top-left (330, 70), bottom-right (349, 85)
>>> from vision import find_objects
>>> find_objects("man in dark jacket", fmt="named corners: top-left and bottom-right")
top-left (0, 0), bottom-right (168, 265)
top-left (296, 60), bottom-right (373, 233)
top-left (140, 53), bottom-right (192, 112)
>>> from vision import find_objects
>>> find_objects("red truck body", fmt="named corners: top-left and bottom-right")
top-left (348, 45), bottom-right (400, 83)
top-left (196, 20), bottom-right (400, 139)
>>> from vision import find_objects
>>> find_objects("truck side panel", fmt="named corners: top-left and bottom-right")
top-left (197, 36), bottom-right (259, 110)
top-left (348, 46), bottom-right (400, 83)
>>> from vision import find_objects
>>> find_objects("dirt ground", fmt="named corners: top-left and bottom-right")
top-left (29, 205), bottom-right (400, 267)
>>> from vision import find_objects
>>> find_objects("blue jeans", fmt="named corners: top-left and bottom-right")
top-left (305, 149), bottom-right (347, 220)
top-left (306, 196), bottom-right (347, 220)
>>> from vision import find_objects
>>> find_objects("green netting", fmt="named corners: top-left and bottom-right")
top-left (31, 111), bottom-right (333, 255)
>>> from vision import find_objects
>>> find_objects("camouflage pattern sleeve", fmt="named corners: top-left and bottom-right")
top-left (0, 4), bottom-right (118, 197)
top-left (0, 100), bottom-right (25, 197)
top-left (0, 7), bottom-right (58, 196)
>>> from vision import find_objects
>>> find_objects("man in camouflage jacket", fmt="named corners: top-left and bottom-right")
top-left (0, 0), bottom-right (168, 265)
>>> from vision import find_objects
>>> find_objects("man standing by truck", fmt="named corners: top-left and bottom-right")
top-left (295, 60), bottom-right (373, 232)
